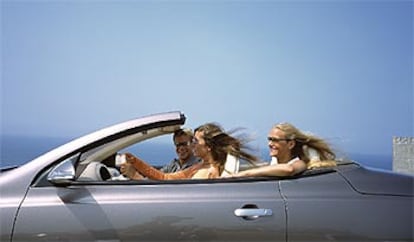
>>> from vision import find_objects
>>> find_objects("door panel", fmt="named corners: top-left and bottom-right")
top-left (13, 180), bottom-right (286, 241)
top-left (280, 172), bottom-right (413, 241)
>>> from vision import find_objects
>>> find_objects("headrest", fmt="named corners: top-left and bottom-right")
top-left (220, 154), bottom-right (240, 177)
top-left (303, 145), bottom-right (320, 161)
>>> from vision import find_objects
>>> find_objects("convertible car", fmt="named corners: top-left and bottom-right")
top-left (1, 111), bottom-right (413, 241)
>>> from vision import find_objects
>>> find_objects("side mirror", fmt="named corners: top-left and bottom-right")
top-left (47, 159), bottom-right (76, 186)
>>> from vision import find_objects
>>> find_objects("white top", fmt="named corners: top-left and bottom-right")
top-left (270, 156), bottom-right (300, 165)
top-left (270, 146), bottom-right (320, 165)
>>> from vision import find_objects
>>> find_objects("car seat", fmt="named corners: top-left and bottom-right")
top-left (220, 154), bottom-right (240, 177)
top-left (78, 162), bottom-right (113, 181)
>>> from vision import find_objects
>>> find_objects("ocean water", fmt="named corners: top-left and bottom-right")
top-left (0, 135), bottom-right (176, 168)
top-left (0, 135), bottom-right (392, 171)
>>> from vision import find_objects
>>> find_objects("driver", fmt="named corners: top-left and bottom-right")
top-left (160, 128), bottom-right (200, 173)
top-left (121, 128), bottom-right (200, 179)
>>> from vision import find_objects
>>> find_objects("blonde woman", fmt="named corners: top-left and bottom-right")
top-left (121, 123), bottom-right (258, 180)
top-left (230, 122), bottom-right (336, 177)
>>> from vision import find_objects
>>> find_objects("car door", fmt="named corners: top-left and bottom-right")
top-left (13, 178), bottom-right (286, 241)
top-left (279, 169), bottom-right (412, 241)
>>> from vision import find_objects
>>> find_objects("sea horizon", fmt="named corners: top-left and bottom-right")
top-left (1, 134), bottom-right (392, 171)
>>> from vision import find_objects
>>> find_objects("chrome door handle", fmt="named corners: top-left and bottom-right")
top-left (234, 208), bottom-right (273, 218)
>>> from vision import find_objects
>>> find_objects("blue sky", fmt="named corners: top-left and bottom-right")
top-left (1, 0), bottom-right (413, 159)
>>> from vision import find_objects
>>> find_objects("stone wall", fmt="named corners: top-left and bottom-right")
top-left (393, 137), bottom-right (414, 175)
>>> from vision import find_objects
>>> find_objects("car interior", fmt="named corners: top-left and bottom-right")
top-left (42, 123), bottom-right (342, 186)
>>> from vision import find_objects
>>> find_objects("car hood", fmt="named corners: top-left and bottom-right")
top-left (336, 163), bottom-right (414, 197)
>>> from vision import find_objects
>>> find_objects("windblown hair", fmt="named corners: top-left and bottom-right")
top-left (274, 122), bottom-right (336, 162)
top-left (195, 123), bottom-right (259, 173)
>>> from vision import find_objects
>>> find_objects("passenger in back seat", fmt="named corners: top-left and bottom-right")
top-left (225, 122), bottom-right (336, 178)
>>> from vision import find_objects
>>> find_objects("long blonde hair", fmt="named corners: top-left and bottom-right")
top-left (274, 122), bottom-right (336, 162)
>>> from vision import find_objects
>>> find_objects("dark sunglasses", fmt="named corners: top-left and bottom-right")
top-left (267, 137), bottom-right (291, 143)
top-left (175, 141), bottom-right (191, 147)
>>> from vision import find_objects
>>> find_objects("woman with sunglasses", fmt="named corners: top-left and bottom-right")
top-left (228, 122), bottom-right (336, 178)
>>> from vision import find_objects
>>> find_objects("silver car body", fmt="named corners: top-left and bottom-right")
top-left (1, 111), bottom-right (413, 241)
